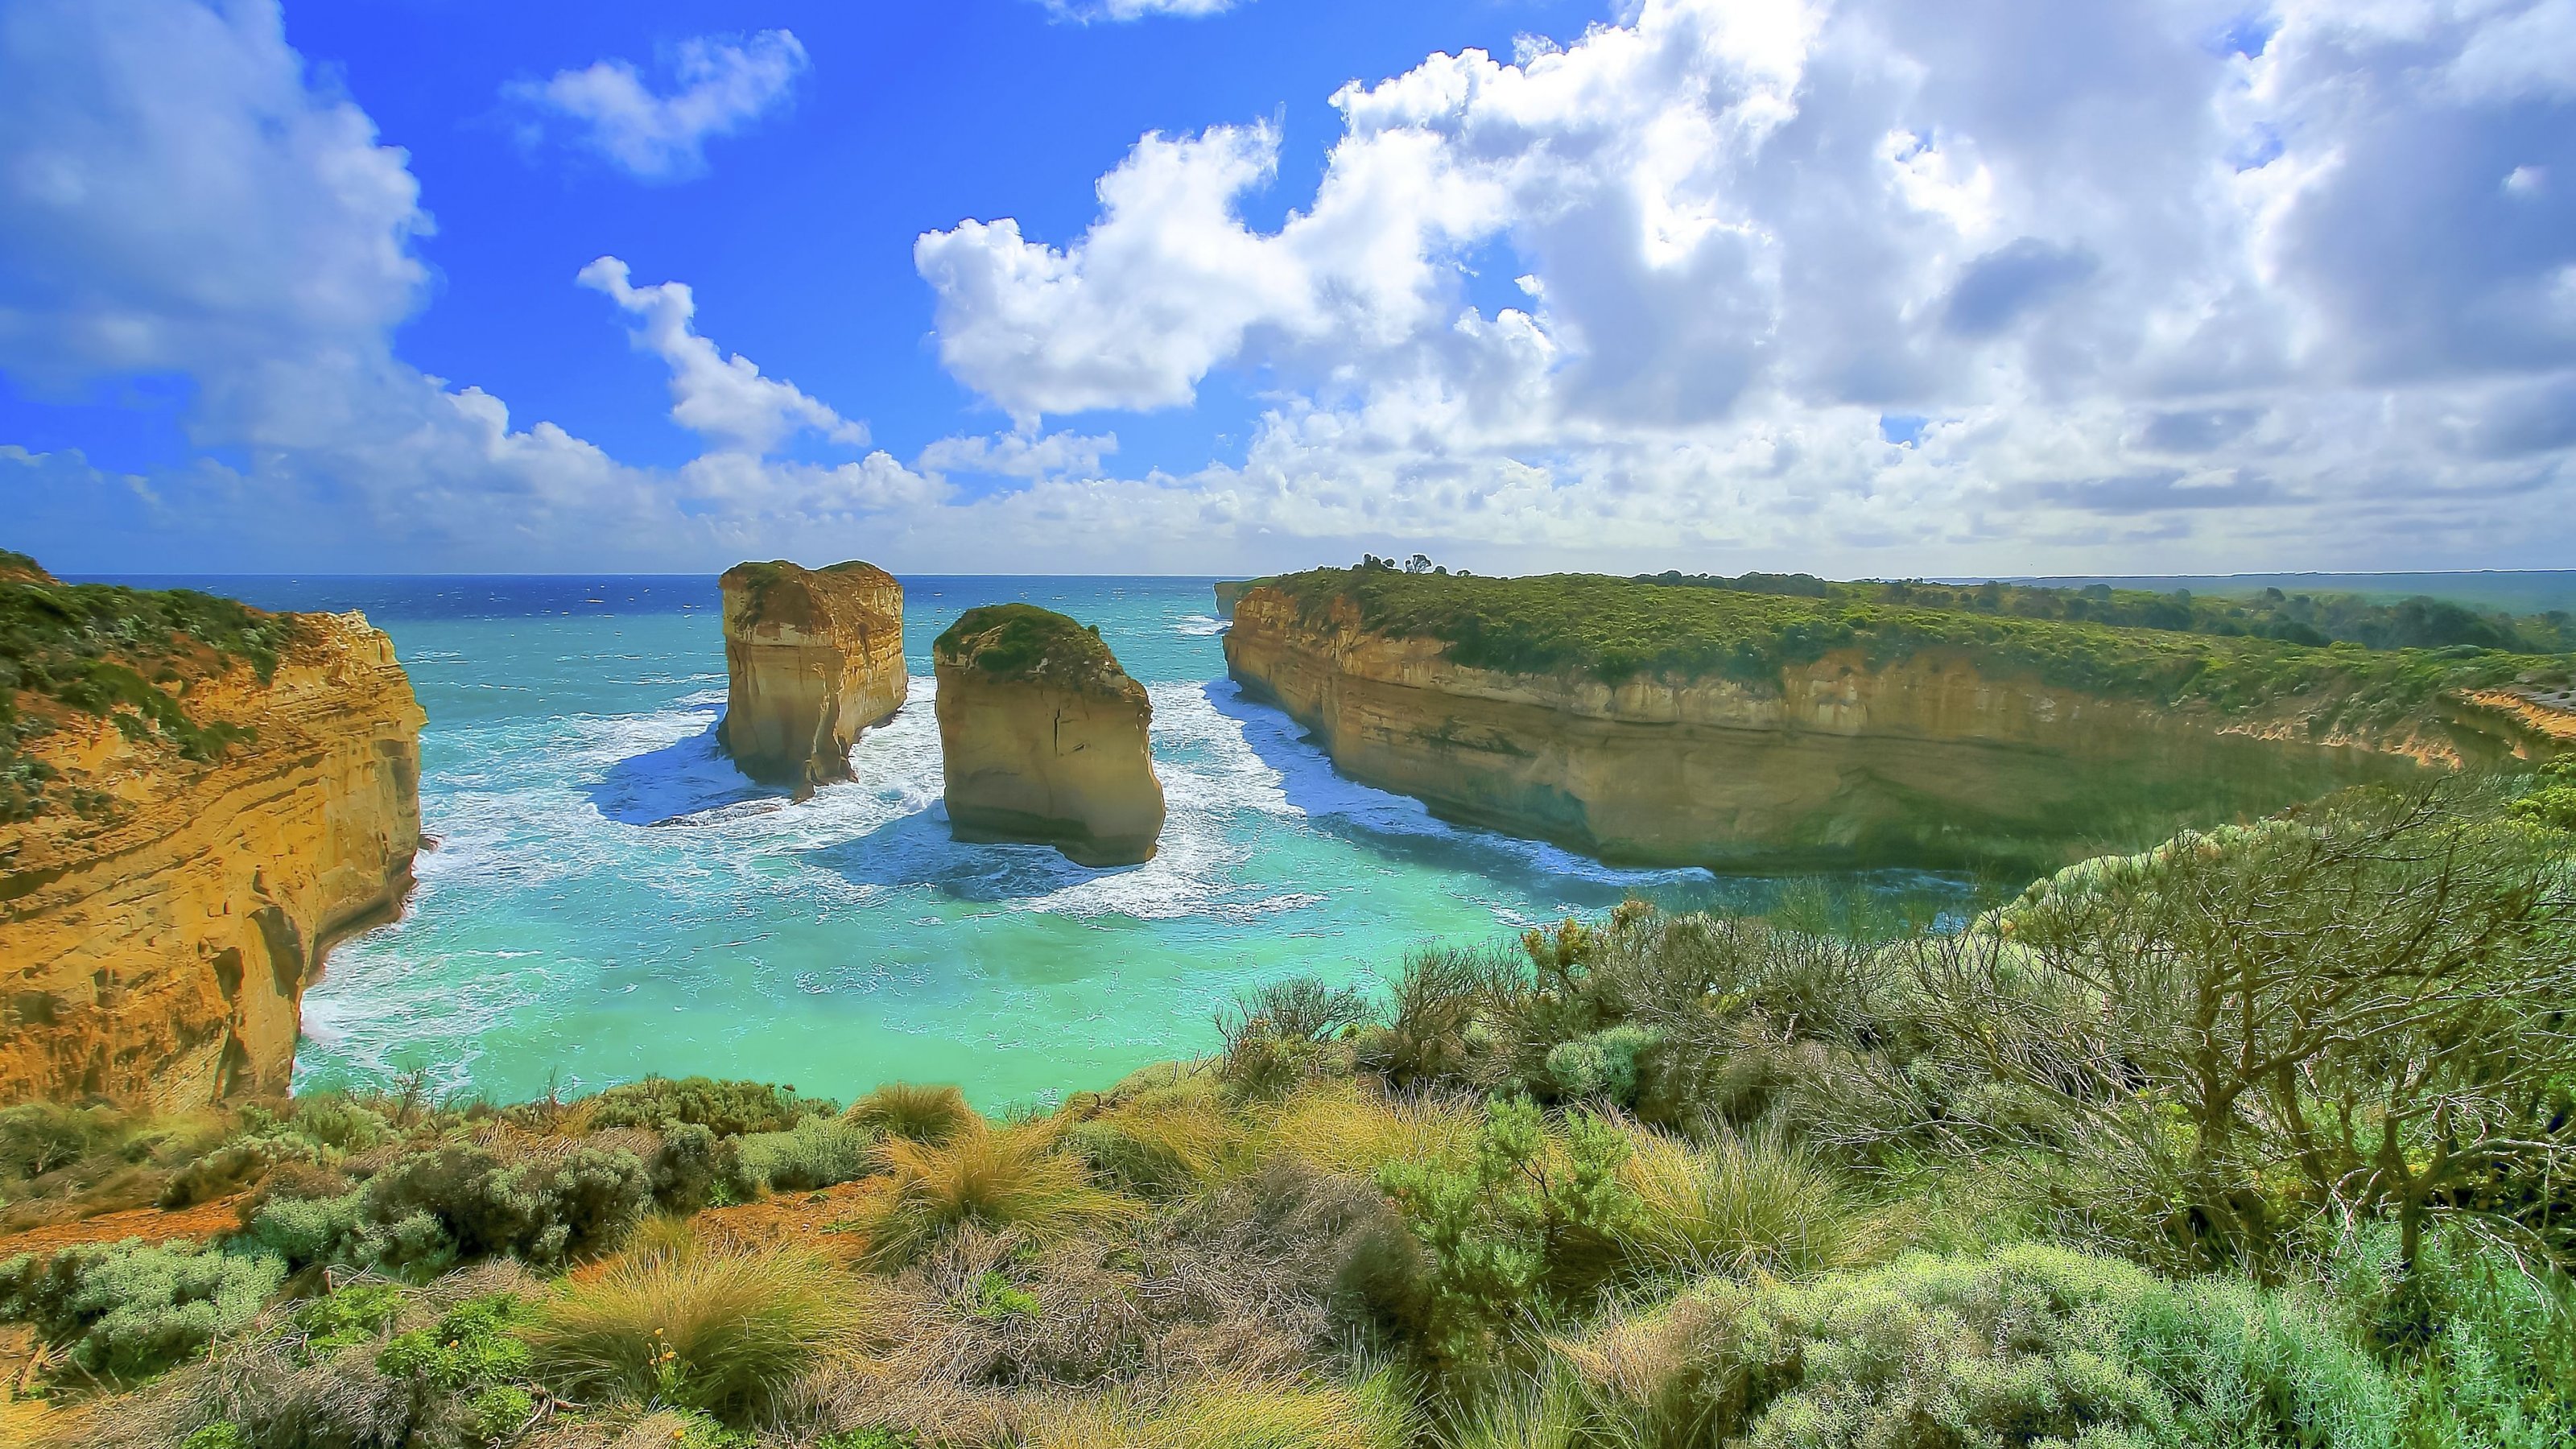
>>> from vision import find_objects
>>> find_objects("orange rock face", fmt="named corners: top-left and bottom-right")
top-left (934, 605), bottom-right (1165, 867)
top-left (1221, 585), bottom-right (2461, 873)
top-left (0, 613), bottom-right (424, 1109)
top-left (717, 561), bottom-right (908, 793)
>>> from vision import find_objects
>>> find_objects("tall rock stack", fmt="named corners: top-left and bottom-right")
top-left (717, 560), bottom-right (908, 796)
top-left (933, 604), bottom-right (1166, 867)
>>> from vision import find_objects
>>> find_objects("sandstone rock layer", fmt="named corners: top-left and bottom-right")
top-left (1, 613), bottom-right (424, 1109)
top-left (1222, 585), bottom-right (2483, 873)
top-left (718, 560), bottom-right (907, 793)
top-left (935, 605), bottom-right (1165, 867)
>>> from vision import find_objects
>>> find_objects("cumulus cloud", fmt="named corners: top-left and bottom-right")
top-left (511, 30), bottom-right (806, 182)
top-left (910, 0), bottom-right (2576, 570)
top-left (578, 256), bottom-right (865, 455)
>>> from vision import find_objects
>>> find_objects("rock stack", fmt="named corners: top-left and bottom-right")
top-left (932, 604), bottom-right (1165, 866)
top-left (717, 560), bottom-right (907, 795)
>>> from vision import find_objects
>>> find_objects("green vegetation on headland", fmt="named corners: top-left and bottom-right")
top-left (934, 603), bottom-right (1126, 687)
top-left (5, 764), bottom-right (2572, 1447)
top-left (1641, 568), bottom-right (2576, 654)
top-left (0, 555), bottom-right (300, 823)
top-left (722, 559), bottom-right (895, 630)
top-left (1265, 566), bottom-right (2576, 729)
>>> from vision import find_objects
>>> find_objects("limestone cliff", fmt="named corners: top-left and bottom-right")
top-left (718, 560), bottom-right (907, 795)
top-left (1221, 579), bottom-right (2555, 873)
top-left (935, 605), bottom-right (1165, 867)
top-left (0, 570), bottom-right (423, 1109)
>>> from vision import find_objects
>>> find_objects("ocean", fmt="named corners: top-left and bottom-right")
top-left (105, 576), bottom-right (1962, 1110)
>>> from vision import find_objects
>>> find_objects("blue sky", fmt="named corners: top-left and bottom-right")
top-left (3, 0), bottom-right (2574, 575)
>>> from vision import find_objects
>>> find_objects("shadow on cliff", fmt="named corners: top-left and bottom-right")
top-left (586, 706), bottom-right (790, 827)
top-left (797, 806), bottom-right (1146, 903)
top-left (1199, 682), bottom-right (1718, 907)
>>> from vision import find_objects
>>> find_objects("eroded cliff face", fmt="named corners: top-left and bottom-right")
top-left (718, 561), bottom-right (907, 794)
top-left (1224, 588), bottom-right (2463, 872)
top-left (0, 613), bottom-right (424, 1109)
top-left (935, 607), bottom-right (1165, 867)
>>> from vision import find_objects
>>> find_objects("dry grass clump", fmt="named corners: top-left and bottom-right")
top-left (1256, 1080), bottom-right (1477, 1180)
top-left (1612, 1125), bottom-right (1863, 1280)
top-left (525, 1243), bottom-right (880, 1421)
top-left (847, 1083), bottom-right (979, 1145)
top-left (1068, 1085), bottom-right (1249, 1198)
top-left (853, 1121), bottom-right (1139, 1269)
top-left (1016, 1368), bottom-right (1416, 1449)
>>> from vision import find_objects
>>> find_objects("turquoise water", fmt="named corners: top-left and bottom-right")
top-left (118, 577), bottom-right (1955, 1110)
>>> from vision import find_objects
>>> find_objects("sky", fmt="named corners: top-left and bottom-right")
top-left (1, 0), bottom-right (2572, 577)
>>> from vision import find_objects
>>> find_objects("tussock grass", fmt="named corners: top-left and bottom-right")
top-left (1257, 1080), bottom-right (1478, 1179)
top-left (1070, 1090), bottom-right (1248, 1198)
top-left (1434, 1368), bottom-right (1587, 1449)
top-left (526, 1245), bottom-right (877, 1420)
top-left (1612, 1125), bottom-right (1861, 1280)
top-left (854, 1121), bottom-right (1140, 1269)
top-left (847, 1083), bottom-right (980, 1145)
top-left (1018, 1368), bottom-right (1415, 1449)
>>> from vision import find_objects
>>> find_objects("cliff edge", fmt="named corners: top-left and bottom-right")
top-left (0, 559), bottom-right (424, 1108)
top-left (934, 605), bottom-right (1165, 867)
top-left (718, 560), bottom-right (907, 795)
top-left (1224, 570), bottom-right (2572, 873)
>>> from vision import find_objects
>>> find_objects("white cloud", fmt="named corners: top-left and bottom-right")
top-left (908, 0), bottom-right (2576, 571)
top-left (917, 429), bottom-right (1119, 479)
top-left (511, 30), bottom-right (806, 182)
top-left (1041, 0), bottom-right (1241, 23)
top-left (578, 256), bottom-right (865, 455)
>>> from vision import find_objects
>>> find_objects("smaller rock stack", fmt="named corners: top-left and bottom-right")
top-left (933, 604), bottom-right (1166, 867)
top-left (718, 559), bottom-right (907, 795)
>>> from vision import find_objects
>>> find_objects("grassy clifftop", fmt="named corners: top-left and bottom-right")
top-left (1261, 567), bottom-right (2575, 729)
top-left (934, 603), bottom-right (1130, 688)
top-left (1, 558), bottom-right (305, 822)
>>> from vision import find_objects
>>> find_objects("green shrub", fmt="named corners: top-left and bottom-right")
top-left (1377, 1097), bottom-right (1641, 1367)
top-left (526, 1247), bottom-right (867, 1422)
top-left (377, 1293), bottom-right (534, 1389)
top-left (246, 1142), bottom-right (652, 1274)
top-left (845, 1081), bottom-right (978, 1144)
top-left (734, 1114), bottom-right (880, 1194)
top-left (1543, 1024), bottom-right (1659, 1108)
top-left (291, 1281), bottom-right (405, 1352)
top-left (585, 1076), bottom-right (828, 1137)
top-left (0, 1100), bottom-right (123, 1179)
top-left (178, 1423), bottom-right (246, 1449)
top-left (238, 1187), bottom-right (365, 1269)
top-left (652, 1121), bottom-right (739, 1212)
top-left (0, 1238), bottom-right (285, 1380)
top-left (1573, 1243), bottom-right (2414, 1449)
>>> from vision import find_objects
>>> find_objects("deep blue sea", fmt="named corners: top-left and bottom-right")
top-left (102, 576), bottom-right (1958, 1110)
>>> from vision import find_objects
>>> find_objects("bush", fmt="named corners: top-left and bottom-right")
top-left (1216, 976), bottom-right (1375, 1098)
top-left (0, 1238), bottom-right (285, 1380)
top-left (1569, 1243), bottom-right (2414, 1449)
top-left (377, 1292), bottom-right (534, 1389)
top-left (735, 1115), bottom-right (881, 1194)
top-left (846, 1082), bottom-right (978, 1144)
top-left (853, 1121), bottom-right (1139, 1269)
top-left (586, 1076), bottom-right (827, 1137)
top-left (1377, 1098), bottom-right (1641, 1368)
top-left (526, 1246), bottom-right (869, 1422)
top-left (1355, 947), bottom-right (1509, 1089)
top-left (1543, 1024), bottom-right (1660, 1108)
top-left (247, 1142), bottom-right (653, 1274)
top-left (0, 1100), bottom-right (124, 1179)
top-left (652, 1121), bottom-right (737, 1212)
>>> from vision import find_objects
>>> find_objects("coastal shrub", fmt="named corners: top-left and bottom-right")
top-left (378, 1292), bottom-right (535, 1389)
top-left (735, 1114), bottom-right (881, 1193)
top-left (847, 1081), bottom-right (979, 1144)
top-left (155, 1141), bottom-right (267, 1208)
top-left (1542, 1024), bottom-right (1660, 1108)
top-left (0, 1100), bottom-right (125, 1179)
top-left (1217, 976), bottom-right (1374, 1098)
top-left (854, 1121), bottom-right (1138, 1269)
top-left (0, 1237), bottom-right (286, 1380)
top-left (1568, 1244), bottom-right (2407, 1449)
top-left (255, 1141), bottom-right (654, 1273)
top-left (526, 1245), bottom-right (869, 1422)
top-left (652, 1121), bottom-right (740, 1212)
top-left (1352, 944), bottom-right (1505, 1090)
top-left (1611, 1126), bottom-right (1858, 1281)
top-left (291, 1280), bottom-right (406, 1352)
top-left (586, 1076), bottom-right (826, 1137)
top-left (1377, 1097), bottom-right (1641, 1367)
